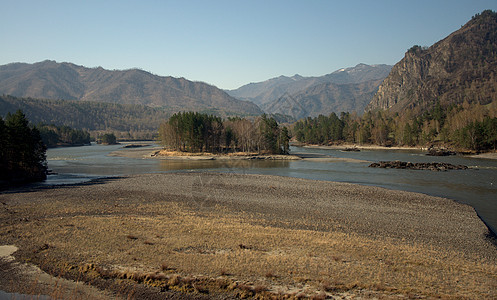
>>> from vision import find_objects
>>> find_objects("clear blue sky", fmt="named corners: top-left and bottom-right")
top-left (1, 0), bottom-right (496, 89)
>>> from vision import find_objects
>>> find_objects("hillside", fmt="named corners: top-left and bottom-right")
top-left (264, 79), bottom-right (384, 120)
top-left (0, 95), bottom-right (169, 140)
top-left (227, 74), bottom-right (311, 106)
top-left (367, 10), bottom-right (497, 114)
top-left (0, 61), bottom-right (263, 116)
top-left (227, 64), bottom-right (391, 118)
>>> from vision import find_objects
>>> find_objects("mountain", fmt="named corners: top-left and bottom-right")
top-left (264, 79), bottom-right (384, 120)
top-left (0, 94), bottom-right (169, 140)
top-left (0, 60), bottom-right (263, 116)
top-left (367, 10), bottom-right (497, 114)
top-left (227, 64), bottom-right (392, 118)
top-left (227, 74), bottom-right (311, 107)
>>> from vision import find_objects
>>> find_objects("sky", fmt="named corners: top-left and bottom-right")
top-left (1, 1), bottom-right (496, 90)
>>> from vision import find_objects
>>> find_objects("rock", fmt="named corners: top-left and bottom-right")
top-left (123, 144), bottom-right (150, 149)
top-left (368, 161), bottom-right (468, 171)
top-left (426, 146), bottom-right (456, 156)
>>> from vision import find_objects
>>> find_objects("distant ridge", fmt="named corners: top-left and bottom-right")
top-left (227, 64), bottom-right (392, 118)
top-left (0, 60), bottom-right (263, 116)
top-left (366, 10), bottom-right (497, 114)
top-left (264, 78), bottom-right (384, 120)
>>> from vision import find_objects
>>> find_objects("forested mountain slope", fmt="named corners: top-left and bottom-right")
top-left (0, 95), bottom-right (168, 139)
top-left (0, 61), bottom-right (263, 116)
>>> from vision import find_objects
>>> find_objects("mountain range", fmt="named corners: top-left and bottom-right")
top-left (367, 10), bottom-right (497, 114)
top-left (2, 10), bottom-right (495, 127)
top-left (0, 60), bottom-right (262, 116)
top-left (0, 61), bottom-right (392, 122)
top-left (227, 64), bottom-right (392, 119)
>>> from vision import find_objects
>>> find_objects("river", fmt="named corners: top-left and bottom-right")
top-left (42, 143), bottom-right (497, 235)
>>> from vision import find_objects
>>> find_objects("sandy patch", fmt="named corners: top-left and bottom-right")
top-left (0, 245), bottom-right (17, 260)
top-left (108, 146), bottom-right (162, 159)
top-left (470, 152), bottom-right (497, 160)
top-left (0, 245), bottom-right (113, 299)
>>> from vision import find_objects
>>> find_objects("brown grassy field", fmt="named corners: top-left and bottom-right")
top-left (0, 173), bottom-right (496, 299)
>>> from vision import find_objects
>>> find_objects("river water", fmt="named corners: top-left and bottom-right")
top-left (42, 143), bottom-right (497, 235)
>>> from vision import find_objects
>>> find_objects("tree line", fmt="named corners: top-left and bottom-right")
top-left (0, 94), bottom-right (169, 140)
top-left (0, 110), bottom-right (47, 186)
top-left (38, 124), bottom-right (91, 148)
top-left (293, 101), bottom-right (497, 151)
top-left (159, 112), bottom-right (290, 154)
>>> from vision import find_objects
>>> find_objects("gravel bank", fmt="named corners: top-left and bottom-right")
top-left (1, 173), bottom-right (496, 298)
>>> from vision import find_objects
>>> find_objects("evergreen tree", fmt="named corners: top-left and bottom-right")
top-left (279, 127), bottom-right (290, 154)
top-left (1, 110), bottom-right (47, 185)
top-left (99, 133), bottom-right (117, 145)
top-left (259, 114), bottom-right (280, 154)
top-left (0, 117), bottom-right (7, 175)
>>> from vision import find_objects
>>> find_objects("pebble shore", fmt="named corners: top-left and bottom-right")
top-left (0, 173), bottom-right (496, 298)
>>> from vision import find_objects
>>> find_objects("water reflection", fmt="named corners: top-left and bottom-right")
top-left (158, 159), bottom-right (290, 171)
top-left (0, 290), bottom-right (51, 300)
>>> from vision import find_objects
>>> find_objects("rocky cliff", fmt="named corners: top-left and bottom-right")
top-left (367, 10), bottom-right (497, 114)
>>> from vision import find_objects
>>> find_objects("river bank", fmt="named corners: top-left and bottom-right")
top-left (1, 173), bottom-right (496, 299)
top-left (470, 152), bottom-right (497, 160)
top-left (301, 143), bottom-right (497, 160)
top-left (299, 143), bottom-right (427, 151)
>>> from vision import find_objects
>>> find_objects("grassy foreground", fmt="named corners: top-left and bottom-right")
top-left (0, 173), bottom-right (496, 299)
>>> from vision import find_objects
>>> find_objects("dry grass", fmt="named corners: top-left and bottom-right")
top-left (1, 173), bottom-right (496, 299)
top-left (9, 210), bottom-right (496, 298)
top-left (156, 149), bottom-right (299, 160)
top-left (157, 150), bottom-right (215, 157)
top-left (158, 149), bottom-right (265, 157)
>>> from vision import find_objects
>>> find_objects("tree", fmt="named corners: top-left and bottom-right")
top-left (158, 112), bottom-right (289, 155)
top-left (159, 112), bottom-right (224, 152)
top-left (99, 133), bottom-right (117, 145)
top-left (482, 117), bottom-right (497, 150)
top-left (0, 117), bottom-right (7, 174)
top-left (279, 127), bottom-right (290, 154)
top-left (259, 114), bottom-right (280, 154)
top-left (1, 110), bottom-right (47, 185)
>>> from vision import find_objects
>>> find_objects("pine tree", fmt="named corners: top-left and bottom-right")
top-left (2, 110), bottom-right (47, 184)
top-left (0, 117), bottom-right (7, 178)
